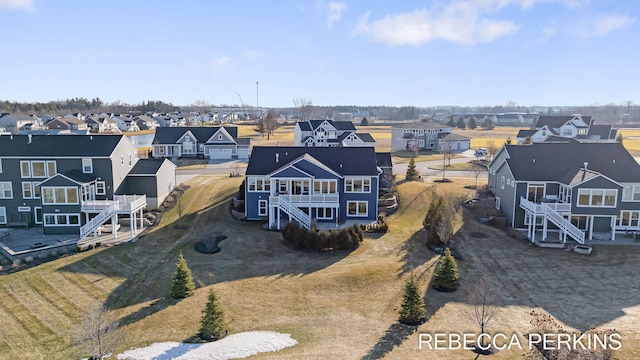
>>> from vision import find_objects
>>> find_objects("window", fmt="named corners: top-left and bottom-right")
top-left (41, 187), bottom-right (79, 204)
top-left (258, 200), bottom-right (268, 216)
top-left (527, 183), bottom-right (545, 202)
top-left (313, 180), bottom-right (337, 194)
top-left (120, 155), bottom-right (124, 166)
top-left (0, 207), bottom-right (5, 224)
top-left (291, 180), bottom-right (310, 195)
top-left (248, 178), bottom-right (270, 192)
top-left (218, 134), bottom-right (223, 140)
top-left (506, 179), bottom-right (510, 186)
top-left (20, 161), bottom-right (55, 178)
top-left (347, 201), bottom-right (368, 216)
top-left (571, 216), bottom-right (589, 230)
top-left (22, 182), bottom-right (33, 198)
top-left (21, 161), bottom-right (31, 177)
top-left (563, 129), bottom-right (572, 136)
top-left (44, 213), bottom-right (80, 226)
top-left (82, 158), bottom-right (93, 173)
top-left (577, 189), bottom-right (617, 207)
top-left (619, 211), bottom-right (640, 227)
top-left (0, 182), bottom-right (12, 199)
top-left (501, 176), bottom-right (505, 189)
top-left (525, 214), bottom-right (544, 225)
top-left (495, 197), bottom-right (501, 210)
top-left (316, 208), bottom-right (333, 219)
top-left (34, 207), bottom-right (42, 224)
top-left (0, 159), bottom-right (2, 173)
top-left (128, 154), bottom-right (132, 166)
top-left (345, 178), bottom-right (371, 193)
top-left (96, 181), bottom-right (106, 195)
top-left (622, 185), bottom-right (640, 202)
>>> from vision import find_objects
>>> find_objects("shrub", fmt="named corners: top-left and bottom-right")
top-left (12, 259), bottom-right (21, 269)
top-left (282, 222), bottom-right (363, 251)
top-left (432, 248), bottom-right (459, 292)
top-left (399, 273), bottom-right (426, 325)
top-left (199, 288), bottom-right (228, 341)
top-left (170, 254), bottom-right (196, 299)
top-left (24, 256), bottom-right (33, 263)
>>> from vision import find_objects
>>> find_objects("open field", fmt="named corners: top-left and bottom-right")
top-left (618, 128), bottom-right (640, 156)
top-left (1, 175), bottom-right (639, 359)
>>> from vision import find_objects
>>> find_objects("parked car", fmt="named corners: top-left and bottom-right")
top-left (475, 148), bottom-right (488, 156)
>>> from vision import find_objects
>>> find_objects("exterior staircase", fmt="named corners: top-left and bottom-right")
top-left (520, 197), bottom-right (585, 244)
top-left (79, 205), bottom-right (115, 239)
top-left (271, 195), bottom-right (311, 229)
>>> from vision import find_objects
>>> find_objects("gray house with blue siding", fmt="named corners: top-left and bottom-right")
top-left (488, 139), bottom-right (640, 243)
top-left (245, 146), bottom-right (381, 230)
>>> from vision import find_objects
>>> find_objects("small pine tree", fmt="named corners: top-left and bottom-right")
top-left (399, 273), bottom-right (426, 325)
top-left (405, 158), bottom-right (419, 181)
top-left (616, 133), bottom-right (623, 144)
top-left (170, 253), bottom-right (196, 299)
top-left (446, 115), bottom-right (455, 127)
top-left (199, 288), bottom-right (228, 341)
top-left (468, 116), bottom-right (477, 129)
top-left (456, 116), bottom-right (466, 129)
top-left (432, 248), bottom-right (459, 292)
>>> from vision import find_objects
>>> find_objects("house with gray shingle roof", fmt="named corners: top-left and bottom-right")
top-left (488, 139), bottom-right (640, 243)
top-left (293, 120), bottom-right (375, 147)
top-left (0, 134), bottom-right (175, 239)
top-left (516, 114), bottom-right (617, 144)
top-left (151, 126), bottom-right (250, 160)
top-left (390, 121), bottom-right (456, 152)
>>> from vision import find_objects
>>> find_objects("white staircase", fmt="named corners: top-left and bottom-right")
top-left (273, 196), bottom-right (311, 229)
top-left (519, 197), bottom-right (584, 244)
top-left (79, 205), bottom-right (115, 239)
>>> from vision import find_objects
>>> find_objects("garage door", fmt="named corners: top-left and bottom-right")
top-left (237, 149), bottom-right (249, 159)
top-left (209, 148), bottom-right (233, 159)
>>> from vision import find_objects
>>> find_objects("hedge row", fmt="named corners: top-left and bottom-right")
top-left (282, 221), bottom-right (364, 251)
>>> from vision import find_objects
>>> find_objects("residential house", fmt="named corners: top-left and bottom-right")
top-left (46, 117), bottom-right (89, 131)
top-left (84, 116), bottom-right (120, 133)
top-left (293, 120), bottom-right (375, 147)
top-left (440, 133), bottom-right (471, 151)
top-left (0, 134), bottom-right (176, 238)
top-left (151, 126), bottom-right (250, 160)
top-left (244, 146), bottom-right (382, 230)
top-left (134, 115), bottom-right (160, 130)
top-left (0, 114), bottom-right (42, 133)
top-left (391, 122), bottom-right (460, 152)
top-left (516, 115), bottom-right (617, 144)
top-left (488, 139), bottom-right (640, 244)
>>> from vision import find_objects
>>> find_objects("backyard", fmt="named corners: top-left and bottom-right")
top-left (0, 175), bottom-right (639, 359)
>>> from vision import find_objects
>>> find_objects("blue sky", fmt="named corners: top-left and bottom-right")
top-left (1, 0), bottom-right (638, 107)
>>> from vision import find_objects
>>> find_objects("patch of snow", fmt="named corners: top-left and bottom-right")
top-left (117, 331), bottom-right (297, 360)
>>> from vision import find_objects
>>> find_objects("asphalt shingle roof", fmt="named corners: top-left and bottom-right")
top-left (0, 134), bottom-right (125, 157)
top-left (152, 126), bottom-right (239, 144)
top-left (128, 158), bottom-right (172, 175)
top-left (246, 146), bottom-right (379, 176)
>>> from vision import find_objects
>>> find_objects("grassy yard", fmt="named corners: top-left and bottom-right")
top-left (1, 176), bottom-right (639, 359)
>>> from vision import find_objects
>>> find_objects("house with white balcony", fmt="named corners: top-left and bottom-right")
top-left (0, 134), bottom-right (175, 240)
top-left (390, 121), bottom-right (458, 152)
top-left (293, 120), bottom-right (375, 147)
top-left (244, 146), bottom-right (381, 230)
top-left (488, 139), bottom-right (640, 244)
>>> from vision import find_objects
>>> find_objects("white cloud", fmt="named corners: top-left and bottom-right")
top-left (354, 1), bottom-right (522, 46)
top-left (326, 1), bottom-right (347, 28)
top-left (242, 49), bottom-right (264, 60)
top-left (592, 14), bottom-right (635, 36)
top-left (0, 0), bottom-right (34, 12)
top-left (209, 57), bottom-right (232, 77)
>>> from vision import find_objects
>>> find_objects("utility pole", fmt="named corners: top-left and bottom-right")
top-left (256, 81), bottom-right (259, 118)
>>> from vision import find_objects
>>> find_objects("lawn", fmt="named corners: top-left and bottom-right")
top-left (1, 176), bottom-right (639, 359)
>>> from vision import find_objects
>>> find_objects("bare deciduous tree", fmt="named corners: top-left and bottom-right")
top-left (264, 108), bottom-right (279, 140)
top-left (75, 303), bottom-right (125, 360)
top-left (466, 277), bottom-right (501, 349)
top-left (438, 137), bottom-right (454, 181)
top-left (472, 165), bottom-right (488, 188)
top-left (293, 98), bottom-right (315, 122)
top-left (485, 140), bottom-right (499, 161)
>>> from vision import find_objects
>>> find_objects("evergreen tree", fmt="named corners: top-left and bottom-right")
top-left (360, 117), bottom-right (369, 126)
top-left (446, 115), bottom-right (455, 127)
top-left (199, 288), bottom-right (228, 341)
top-left (504, 136), bottom-right (513, 145)
top-left (482, 118), bottom-right (495, 130)
top-left (456, 116), bottom-right (466, 129)
top-left (170, 254), bottom-right (196, 299)
top-left (467, 116), bottom-right (477, 129)
top-left (399, 273), bottom-right (426, 325)
top-left (432, 248), bottom-right (459, 292)
top-left (616, 133), bottom-right (623, 144)
top-left (405, 158), bottom-right (419, 181)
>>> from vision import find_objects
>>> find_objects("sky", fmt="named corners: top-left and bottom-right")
top-left (1, 0), bottom-right (639, 108)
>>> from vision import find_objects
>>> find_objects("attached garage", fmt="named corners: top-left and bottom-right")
top-left (209, 148), bottom-right (233, 159)
top-left (237, 148), bottom-right (249, 159)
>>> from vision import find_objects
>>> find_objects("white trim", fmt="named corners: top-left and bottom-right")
top-left (576, 188), bottom-right (617, 208)
top-left (44, 213), bottom-right (80, 226)
top-left (0, 182), bottom-right (13, 199)
top-left (347, 200), bottom-right (368, 217)
top-left (34, 206), bottom-right (42, 225)
top-left (82, 158), bottom-right (93, 173)
top-left (495, 197), bottom-right (501, 210)
top-left (41, 187), bottom-right (79, 205)
top-left (345, 177), bottom-right (371, 193)
top-left (0, 207), bottom-right (5, 224)
top-left (258, 200), bottom-right (268, 216)
top-left (316, 207), bottom-right (333, 219)
top-left (96, 181), bottom-right (106, 195)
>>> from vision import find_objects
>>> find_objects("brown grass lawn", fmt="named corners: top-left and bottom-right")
top-left (1, 176), bottom-right (639, 359)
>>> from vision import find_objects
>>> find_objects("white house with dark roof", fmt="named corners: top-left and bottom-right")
top-left (293, 120), bottom-right (375, 147)
top-left (516, 115), bottom-right (617, 144)
top-left (488, 139), bottom-right (640, 243)
top-left (391, 121), bottom-right (470, 152)
top-left (151, 126), bottom-right (250, 160)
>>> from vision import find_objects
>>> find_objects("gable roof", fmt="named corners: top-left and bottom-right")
top-left (128, 158), bottom-right (174, 175)
top-left (375, 152), bottom-right (392, 168)
top-left (0, 134), bottom-right (128, 157)
top-left (246, 146), bottom-right (379, 176)
top-left (535, 115), bottom-right (592, 129)
top-left (517, 129), bottom-right (536, 138)
top-left (354, 133), bottom-right (376, 142)
top-left (500, 139), bottom-right (640, 183)
top-left (153, 126), bottom-right (239, 144)
top-left (392, 121), bottom-right (452, 130)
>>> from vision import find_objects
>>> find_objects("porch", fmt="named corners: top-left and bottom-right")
top-left (80, 195), bottom-right (147, 239)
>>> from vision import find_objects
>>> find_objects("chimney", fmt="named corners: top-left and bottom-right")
top-left (275, 153), bottom-right (279, 163)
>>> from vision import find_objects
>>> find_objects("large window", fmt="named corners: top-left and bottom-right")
top-left (619, 211), bottom-right (640, 228)
top-left (559, 185), bottom-right (572, 203)
top-left (0, 207), bottom-right (6, 224)
top-left (20, 161), bottom-right (56, 178)
top-left (316, 207), bottom-right (333, 219)
top-left (42, 187), bottom-right (79, 204)
top-left (527, 183), bottom-right (545, 202)
top-left (347, 201), bottom-right (368, 216)
top-left (313, 180), bottom-right (337, 194)
top-left (345, 178), bottom-right (371, 193)
top-left (44, 213), bottom-right (80, 226)
top-left (248, 177), bottom-right (270, 192)
top-left (622, 185), bottom-right (640, 202)
top-left (571, 216), bottom-right (589, 230)
top-left (258, 200), bottom-right (268, 216)
top-left (577, 189), bottom-right (617, 207)
top-left (0, 182), bottom-right (13, 199)
top-left (291, 180), bottom-right (310, 195)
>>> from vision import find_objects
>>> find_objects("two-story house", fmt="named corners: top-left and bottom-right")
top-left (245, 146), bottom-right (381, 230)
top-left (488, 139), bottom-right (640, 244)
top-left (516, 115), bottom-right (617, 144)
top-left (151, 126), bottom-right (250, 160)
top-left (390, 122), bottom-right (467, 152)
top-left (0, 114), bottom-right (42, 133)
top-left (46, 117), bottom-right (89, 131)
top-left (0, 135), bottom-right (176, 239)
top-left (293, 120), bottom-right (375, 147)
